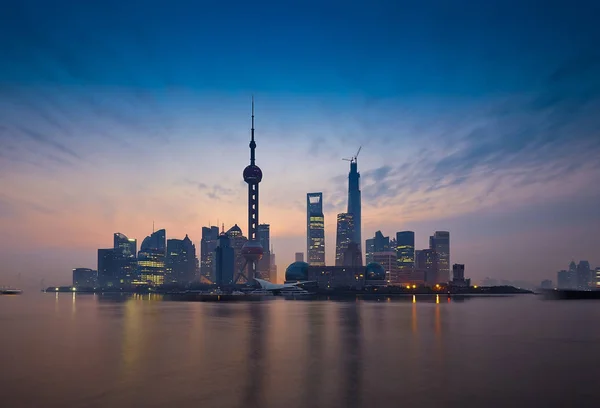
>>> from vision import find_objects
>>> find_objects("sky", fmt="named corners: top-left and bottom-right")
top-left (1, 0), bottom-right (599, 287)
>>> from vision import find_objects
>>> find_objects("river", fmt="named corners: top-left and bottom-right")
top-left (1, 293), bottom-right (599, 407)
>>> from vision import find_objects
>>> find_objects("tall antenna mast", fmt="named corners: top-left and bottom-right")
top-left (250, 95), bottom-right (256, 165)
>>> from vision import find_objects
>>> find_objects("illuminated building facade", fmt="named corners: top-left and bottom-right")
top-left (227, 224), bottom-right (248, 280)
top-left (257, 224), bottom-right (271, 280)
top-left (200, 226), bottom-right (220, 281)
top-left (113, 232), bottom-right (137, 284)
top-left (365, 231), bottom-right (389, 264)
top-left (430, 231), bottom-right (450, 283)
top-left (307, 192), bottom-right (325, 266)
top-left (114, 233), bottom-right (136, 258)
top-left (373, 251), bottom-right (396, 282)
top-left (396, 231), bottom-right (415, 269)
top-left (166, 235), bottom-right (196, 284)
top-left (335, 213), bottom-right (354, 266)
top-left (596, 267), bottom-right (600, 287)
top-left (416, 249), bottom-right (438, 285)
top-left (137, 228), bottom-right (166, 285)
top-left (73, 268), bottom-right (97, 288)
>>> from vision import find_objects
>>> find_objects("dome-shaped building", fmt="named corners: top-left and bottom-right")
top-left (365, 262), bottom-right (386, 280)
top-left (285, 261), bottom-right (309, 282)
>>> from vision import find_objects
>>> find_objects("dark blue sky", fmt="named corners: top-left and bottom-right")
top-left (2, 0), bottom-right (598, 95)
top-left (1, 0), bottom-right (599, 286)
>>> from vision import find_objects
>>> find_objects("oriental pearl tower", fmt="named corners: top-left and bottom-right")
top-left (237, 97), bottom-right (264, 284)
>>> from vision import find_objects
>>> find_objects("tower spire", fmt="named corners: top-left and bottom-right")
top-left (250, 95), bottom-right (256, 165)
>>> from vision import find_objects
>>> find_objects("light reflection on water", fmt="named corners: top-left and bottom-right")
top-left (1, 293), bottom-right (600, 407)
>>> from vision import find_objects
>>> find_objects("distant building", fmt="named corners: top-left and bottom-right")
top-left (165, 235), bottom-right (196, 284)
top-left (451, 264), bottom-right (468, 287)
top-left (307, 193), bottom-right (325, 266)
top-left (200, 226), bottom-right (220, 281)
top-left (568, 261), bottom-right (577, 289)
top-left (257, 224), bottom-right (271, 281)
top-left (365, 231), bottom-right (389, 264)
top-left (285, 261), bottom-right (365, 290)
top-left (557, 270), bottom-right (570, 289)
top-left (226, 224), bottom-right (248, 279)
top-left (346, 154), bottom-right (362, 253)
top-left (373, 251), bottom-right (396, 282)
top-left (396, 231), bottom-right (415, 269)
top-left (576, 260), bottom-right (591, 290)
top-left (416, 249), bottom-right (438, 286)
top-left (342, 242), bottom-right (363, 268)
top-left (540, 279), bottom-right (553, 290)
top-left (113, 232), bottom-right (137, 284)
top-left (335, 213), bottom-right (354, 266)
top-left (98, 248), bottom-right (117, 287)
top-left (295, 252), bottom-right (304, 262)
top-left (215, 233), bottom-right (235, 286)
top-left (73, 268), bottom-right (97, 288)
top-left (595, 267), bottom-right (600, 288)
top-left (270, 250), bottom-right (278, 283)
top-left (137, 229), bottom-right (166, 286)
top-left (114, 233), bottom-right (136, 258)
top-left (429, 231), bottom-right (450, 282)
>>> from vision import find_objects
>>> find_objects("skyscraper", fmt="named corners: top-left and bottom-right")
top-left (227, 224), bottom-right (248, 280)
top-left (166, 235), bottom-right (196, 284)
top-left (114, 233), bottom-right (136, 258)
top-left (137, 228), bottom-right (166, 286)
top-left (240, 97), bottom-right (264, 282)
top-left (215, 233), bottom-right (235, 286)
top-left (295, 252), bottom-right (304, 262)
top-left (430, 231), bottom-right (450, 283)
top-left (346, 151), bottom-right (362, 251)
top-left (257, 224), bottom-right (271, 280)
top-left (557, 270), bottom-right (570, 289)
top-left (113, 232), bottom-right (137, 284)
top-left (576, 260), bottom-right (591, 290)
top-left (396, 231), bottom-right (415, 269)
top-left (342, 242), bottom-right (363, 268)
top-left (307, 192), bottom-right (325, 266)
top-left (416, 249), bottom-right (438, 285)
top-left (365, 231), bottom-right (389, 264)
top-left (568, 261), bottom-right (578, 289)
top-left (335, 213), bottom-right (355, 266)
top-left (98, 248), bottom-right (117, 287)
top-left (270, 248), bottom-right (278, 283)
top-left (200, 226), bottom-right (220, 281)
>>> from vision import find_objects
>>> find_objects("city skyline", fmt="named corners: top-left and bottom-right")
top-left (1, 1), bottom-right (600, 287)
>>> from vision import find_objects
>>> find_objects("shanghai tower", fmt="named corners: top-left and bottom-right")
top-left (346, 148), bottom-right (362, 251)
top-left (239, 97), bottom-right (264, 283)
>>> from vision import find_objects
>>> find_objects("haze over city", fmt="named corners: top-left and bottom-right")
top-left (1, 0), bottom-right (599, 287)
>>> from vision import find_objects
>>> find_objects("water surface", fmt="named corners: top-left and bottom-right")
top-left (1, 293), bottom-right (599, 407)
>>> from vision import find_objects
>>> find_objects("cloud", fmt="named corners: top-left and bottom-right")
top-left (16, 126), bottom-right (80, 160)
top-left (206, 185), bottom-right (236, 201)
